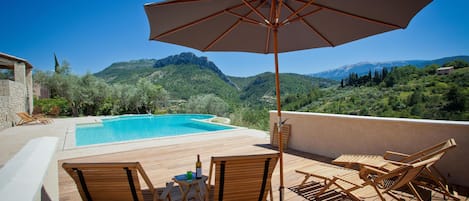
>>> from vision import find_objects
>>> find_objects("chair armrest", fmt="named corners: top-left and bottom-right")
top-left (386, 160), bottom-right (411, 166)
top-left (361, 165), bottom-right (387, 175)
top-left (333, 172), bottom-right (364, 187)
top-left (383, 151), bottom-right (410, 161)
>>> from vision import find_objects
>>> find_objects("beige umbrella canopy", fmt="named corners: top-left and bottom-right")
top-left (144, 0), bottom-right (431, 200)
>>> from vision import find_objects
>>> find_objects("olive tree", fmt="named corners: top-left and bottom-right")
top-left (185, 94), bottom-right (229, 116)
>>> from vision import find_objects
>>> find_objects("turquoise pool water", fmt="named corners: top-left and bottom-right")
top-left (75, 114), bottom-right (234, 146)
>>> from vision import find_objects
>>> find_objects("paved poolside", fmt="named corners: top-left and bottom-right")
top-left (0, 116), bottom-right (275, 200)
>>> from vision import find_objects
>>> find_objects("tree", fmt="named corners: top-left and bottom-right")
top-left (408, 89), bottom-right (424, 106)
top-left (78, 74), bottom-right (110, 115)
top-left (367, 70), bottom-right (372, 84)
top-left (134, 78), bottom-right (169, 113)
top-left (54, 53), bottom-right (60, 73)
top-left (445, 86), bottom-right (466, 112)
top-left (423, 64), bottom-right (438, 75)
top-left (185, 94), bottom-right (229, 116)
top-left (443, 60), bottom-right (469, 69)
top-left (373, 69), bottom-right (381, 84)
top-left (382, 68), bottom-right (389, 80)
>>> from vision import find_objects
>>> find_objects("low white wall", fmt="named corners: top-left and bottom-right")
top-left (0, 137), bottom-right (58, 201)
top-left (270, 111), bottom-right (469, 187)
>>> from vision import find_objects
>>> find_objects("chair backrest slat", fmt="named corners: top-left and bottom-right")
top-left (63, 162), bottom-right (147, 201)
top-left (403, 138), bottom-right (456, 163)
top-left (210, 153), bottom-right (279, 201)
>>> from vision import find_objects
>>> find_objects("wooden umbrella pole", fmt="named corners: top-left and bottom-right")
top-left (273, 26), bottom-right (284, 201)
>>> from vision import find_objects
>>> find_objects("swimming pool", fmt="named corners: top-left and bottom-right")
top-left (75, 114), bottom-right (234, 146)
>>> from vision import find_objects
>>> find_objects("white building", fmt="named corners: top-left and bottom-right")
top-left (436, 66), bottom-right (454, 75)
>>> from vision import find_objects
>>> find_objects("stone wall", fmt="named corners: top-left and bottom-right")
top-left (0, 80), bottom-right (27, 130)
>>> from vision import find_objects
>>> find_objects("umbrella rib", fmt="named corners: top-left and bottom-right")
top-left (283, 7), bottom-right (321, 24)
top-left (205, 2), bottom-right (264, 51)
top-left (242, 0), bottom-right (270, 25)
top-left (276, 0), bottom-right (283, 23)
top-left (203, 20), bottom-right (242, 51)
top-left (224, 10), bottom-right (263, 25)
top-left (281, 0), bottom-right (315, 24)
top-left (264, 0), bottom-right (277, 53)
top-left (283, 4), bottom-right (335, 47)
top-left (152, 2), bottom-right (247, 40)
top-left (301, 17), bottom-right (335, 47)
top-left (293, 0), bottom-right (403, 29)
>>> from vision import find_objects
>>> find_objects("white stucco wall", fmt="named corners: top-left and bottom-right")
top-left (270, 111), bottom-right (469, 187)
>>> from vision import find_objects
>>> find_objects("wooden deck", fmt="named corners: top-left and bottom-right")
top-left (58, 132), bottom-right (464, 201)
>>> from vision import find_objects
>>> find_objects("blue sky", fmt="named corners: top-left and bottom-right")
top-left (1, 0), bottom-right (468, 77)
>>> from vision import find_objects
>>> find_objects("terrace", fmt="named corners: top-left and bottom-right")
top-left (0, 112), bottom-right (468, 200)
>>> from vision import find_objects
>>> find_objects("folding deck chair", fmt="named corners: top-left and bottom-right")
top-left (207, 153), bottom-right (279, 201)
top-left (296, 154), bottom-right (443, 201)
top-left (332, 138), bottom-right (458, 200)
top-left (16, 112), bottom-right (52, 125)
top-left (62, 162), bottom-right (173, 201)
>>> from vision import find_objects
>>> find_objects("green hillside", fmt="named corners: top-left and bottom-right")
top-left (94, 59), bottom-right (156, 84)
top-left (237, 72), bottom-right (337, 106)
top-left (147, 64), bottom-right (239, 102)
top-left (283, 64), bottom-right (469, 121)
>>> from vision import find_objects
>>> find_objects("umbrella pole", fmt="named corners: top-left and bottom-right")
top-left (273, 27), bottom-right (285, 201)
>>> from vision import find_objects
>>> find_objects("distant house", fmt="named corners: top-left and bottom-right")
top-left (0, 53), bottom-right (34, 129)
top-left (436, 66), bottom-right (454, 75)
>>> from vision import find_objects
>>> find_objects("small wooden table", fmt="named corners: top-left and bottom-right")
top-left (172, 175), bottom-right (208, 201)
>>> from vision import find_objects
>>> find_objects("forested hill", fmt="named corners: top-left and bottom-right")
top-left (311, 55), bottom-right (469, 80)
top-left (153, 52), bottom-right (236, 87)
top-left (94, 52), bottom-right (337, 103)
top-left (229, 73), bottom-right (337, 105)
top-left (94, 52), bottom-right (235, 86)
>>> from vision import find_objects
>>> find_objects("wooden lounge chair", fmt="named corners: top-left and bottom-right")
top-left (296, 155), bottom-right (442, 201)
top-left (332, 138), bottom-right (458, 200)
top-left (16, 112), bottom-right (52, 125)
top-left (207, 153), bottom-right (279, 201)
top-left (62, 162), bottom-right (173, 201)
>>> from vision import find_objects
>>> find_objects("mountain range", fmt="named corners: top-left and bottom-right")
top-left (94, 52), bottom-right (336, 104)
top-left (310, 55), bottom-right (469, 80)
top-left (94, 53), bottom-right (468, 104)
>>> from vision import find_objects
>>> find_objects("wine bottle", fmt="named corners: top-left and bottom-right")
top-left (196, 154), bottom-right (202, 179)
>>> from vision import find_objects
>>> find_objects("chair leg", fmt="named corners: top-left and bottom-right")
top-left (298, 175), bottom-right (310, 189)
top-left (315, 178), bottom-right (335, 198)
top-left (158, 182), bottom-right (174, 201)
top-left (407, 183), bottom-right (424, 201)
top-left (417, 168), bottom-right (460, 200)
top-left (370, 182), bottom-right (385, 201)
top-left (269, 187), bottom-right (273, 201)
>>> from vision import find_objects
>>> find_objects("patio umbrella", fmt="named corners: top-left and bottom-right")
top-left (144, 0), bottom-right (431, 200)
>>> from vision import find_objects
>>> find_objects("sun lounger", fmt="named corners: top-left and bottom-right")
top-left (332, 138), bottom-right (458, 200)
top-left (62, 162), bottom-right (173, 201)
top-left (16, 112), bottom-right (52, 125)
top-left (207, 153), bottom-right (279, 201)
top-left (296, 155), bottom-right (442, 201)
